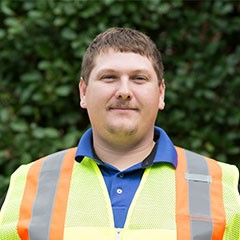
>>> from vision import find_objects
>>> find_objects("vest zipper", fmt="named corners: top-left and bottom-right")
top-left (116, 228), bottom-right (122, 240)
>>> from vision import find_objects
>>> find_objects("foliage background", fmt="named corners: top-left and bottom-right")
top-left (0, 0), bottom-right (239, 196)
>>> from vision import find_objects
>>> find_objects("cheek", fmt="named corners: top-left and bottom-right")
top-left (140, 90), bottom-right (160, 106)
top-left (85, 88), bottom-right (111, 109)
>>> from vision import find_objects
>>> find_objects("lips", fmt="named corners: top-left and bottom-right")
top-left (110, 107), bottom-right (136, 110)
top-left (108, 105), bottom-right (138, 111)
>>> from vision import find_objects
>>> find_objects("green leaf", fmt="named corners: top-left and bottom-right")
top-left (10, 121), bottom-right (28, 132)
top-left (44, 128), bottom-right (59, 138)
top-left (56, 85), bottom-right (71, 96)
top-left (61, 27), bottom-right (77, 40)
top-left (21, 71), bottom-right (42, 82)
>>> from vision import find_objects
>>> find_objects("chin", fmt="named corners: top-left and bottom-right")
top-left (107, 124), bottom-right (138, 137)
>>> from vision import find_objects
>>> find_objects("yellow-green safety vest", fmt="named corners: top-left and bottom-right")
top-left (0, 147), bottom-right (239, 239)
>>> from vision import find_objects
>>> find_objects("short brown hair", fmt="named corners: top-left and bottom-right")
top-left (81, 27), bottom-right (164, 84)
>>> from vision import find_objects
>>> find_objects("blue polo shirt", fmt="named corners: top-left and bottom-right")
top-left (75, 126), bottom-right (178, 228)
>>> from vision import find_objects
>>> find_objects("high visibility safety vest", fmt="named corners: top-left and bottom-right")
top-left (0, 147), bottom-right (239, 240)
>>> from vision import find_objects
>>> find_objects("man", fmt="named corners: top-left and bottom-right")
top-left (0, 27), bottom-right (239, 239)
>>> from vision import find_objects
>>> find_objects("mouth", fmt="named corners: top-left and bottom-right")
top-left (108, 106), bottom-right (138, 112)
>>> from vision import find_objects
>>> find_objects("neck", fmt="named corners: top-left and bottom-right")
top-left (93, 136), bottom-right (155, 171)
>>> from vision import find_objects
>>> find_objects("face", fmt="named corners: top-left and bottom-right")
top-left (79, 49), bottom-right (165, 147)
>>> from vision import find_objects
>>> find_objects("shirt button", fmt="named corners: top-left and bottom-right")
top-left (117, 188), bottom-right (123, 194)
top-left (119, 173), bottom-right (124, 178)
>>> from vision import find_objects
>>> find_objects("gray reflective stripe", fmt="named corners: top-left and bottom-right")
top-left (29, 150), bottom-right (67, 240)
top-left (184, 149), bottom-right (213, 240)
top-left (185, 173), bottom-right (212, 183)
top-left (191, 220), bottom-right (212, 240)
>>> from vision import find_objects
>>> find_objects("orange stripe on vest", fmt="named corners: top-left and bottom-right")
top-left (17, 156), bottom-right (46, 240)
top-left (205, 156), bottom-right (226, 239)
top-left (49, 148), bottom-right (76, 239)
top-left (175, 147), bottom-right (191, 239)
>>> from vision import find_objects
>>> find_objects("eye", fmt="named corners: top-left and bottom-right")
top-left (100, 75), bottom-right (117, 82)
top-left (132, 75), bottom-right (148, 83)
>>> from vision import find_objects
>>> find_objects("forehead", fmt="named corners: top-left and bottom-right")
top-left (92, 49), bottom-right (155, 73)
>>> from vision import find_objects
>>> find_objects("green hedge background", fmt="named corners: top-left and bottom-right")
top-left (0, 0), bottom-right (240, 196)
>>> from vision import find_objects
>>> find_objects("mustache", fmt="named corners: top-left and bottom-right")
top-left (107, 101), bottom-right (138, 110)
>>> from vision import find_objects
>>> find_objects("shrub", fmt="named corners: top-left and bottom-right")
top-left (0, 0), bottom-right (239, 196)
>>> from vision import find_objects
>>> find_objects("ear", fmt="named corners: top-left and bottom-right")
top-left (79, 77), bottom-right (87, 109)
top-left (159, 79), bottom-right (165, 110)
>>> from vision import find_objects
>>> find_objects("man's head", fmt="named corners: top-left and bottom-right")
top-left (79, 27), bottom-right (165, 150)
top-left (81, 27), bottom-right (164, 85)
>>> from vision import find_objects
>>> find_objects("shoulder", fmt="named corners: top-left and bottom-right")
top-left (217, 161), bottom-right (240, 195)
top-left (1, 148), bottom-right (77, 211)
top-left (13, 147), bottom-right (77, 176)
top-left (175, 146), bottom-right (239, 193)
top-left (10, 148), bottom-right (77, 192)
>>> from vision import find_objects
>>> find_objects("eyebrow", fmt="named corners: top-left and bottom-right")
top-left (130, 69), bottom-right (152, 76)
top-left (95, 69), bottom-right (117, 80)
top-left (96, 68), bottom-right (152, 78)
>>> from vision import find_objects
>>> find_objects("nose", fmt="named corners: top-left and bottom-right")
top-left (115, 78), bottom-right (133, 100)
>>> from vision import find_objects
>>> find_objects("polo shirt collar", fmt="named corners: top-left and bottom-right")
top-left (75, 126), bottom-right (178, 168)
top-left (75, 128), bottom-right (94, 162)
top-left (152, 126), bottom-right (178, 168)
